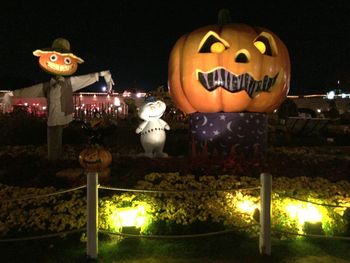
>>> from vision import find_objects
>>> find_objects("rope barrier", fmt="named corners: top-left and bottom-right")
top-left (1, 185), bottom-right (86, 203)
top-left (98, 185), bottom-right (261, 194)
top-left (273, 191), bottom-right (350, 208)
top-left (0, 228), bottom-right (86, 242)
top-left (273, 229), bottom-right (350, 241)
top-left (99, 223), bottom-right (258, 239)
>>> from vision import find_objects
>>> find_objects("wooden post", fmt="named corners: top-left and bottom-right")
top-left (87, 171), bottom-right (98, 259)
top-left (259, 173), bottom-right (272, 256)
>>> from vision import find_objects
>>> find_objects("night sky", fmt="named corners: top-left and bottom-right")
top-left (0, 0), bottom-right (349, 94)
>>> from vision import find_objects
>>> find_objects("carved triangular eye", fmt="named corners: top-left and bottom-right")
top-left (198, 31), bottom-right (229, 53)
top-left (253, 33), bottom-right (278, 56)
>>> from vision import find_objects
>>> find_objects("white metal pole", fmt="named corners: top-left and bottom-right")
top-left (259, 172), bottom-right (272, 256)
top-left (87, 171), bottom-right (98, 259)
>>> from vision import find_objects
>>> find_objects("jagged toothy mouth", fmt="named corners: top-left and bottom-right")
top-left (197, 68), bottom-right (278, 98)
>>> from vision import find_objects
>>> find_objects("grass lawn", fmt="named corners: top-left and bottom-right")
top-left (1, 232), bottom-right (350, 263)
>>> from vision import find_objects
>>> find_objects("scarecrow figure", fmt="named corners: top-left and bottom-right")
top-left (3, 38), bottom-right (114, 160)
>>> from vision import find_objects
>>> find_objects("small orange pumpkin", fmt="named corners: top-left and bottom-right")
top-left (168, 17), bottom-right (290, 114)
top-left (79, 146), bottom-right (112, 172)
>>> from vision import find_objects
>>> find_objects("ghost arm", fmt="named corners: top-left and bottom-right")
top-left (136, 121), bottom-right (148, 134)
top-left (159, 119), bottom-right (170, 130)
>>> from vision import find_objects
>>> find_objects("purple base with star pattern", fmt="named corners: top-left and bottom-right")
top-left (189, 112), bottom-right (267, 158)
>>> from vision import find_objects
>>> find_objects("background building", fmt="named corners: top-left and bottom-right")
top-left (0, 90), bottom-right (147, 121)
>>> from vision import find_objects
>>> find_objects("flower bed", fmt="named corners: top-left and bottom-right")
top-left (1, 173), bottom-right (349, 240)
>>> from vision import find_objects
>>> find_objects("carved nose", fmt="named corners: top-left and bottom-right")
top-left (235, 52), bottom-right (249, 63)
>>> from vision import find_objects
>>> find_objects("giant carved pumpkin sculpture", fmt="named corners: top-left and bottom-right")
top-left (168, 10), bottom-right (291, 158)
top-left (168, 22), bottom-right (290, 114)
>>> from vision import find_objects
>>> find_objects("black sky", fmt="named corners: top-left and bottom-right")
top-left (0, 0), bottom-right (349, 94)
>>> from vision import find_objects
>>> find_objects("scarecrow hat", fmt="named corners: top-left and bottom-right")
top-left (33, 38), bottom-right (84, 63)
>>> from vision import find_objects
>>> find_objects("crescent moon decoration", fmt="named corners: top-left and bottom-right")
top-left (227, 121), bottom-right (233, 132)
top-left (237, 134), bottom-right (245, 138)
top-left (201, 115), bottom-right (208, 126)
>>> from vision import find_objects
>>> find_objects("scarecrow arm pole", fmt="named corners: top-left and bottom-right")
top-left (70, 73), bottom-right (100, 92)
top-left (12, 83), bottom-right (45, 98)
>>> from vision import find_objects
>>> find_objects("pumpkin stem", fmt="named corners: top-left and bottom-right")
top-left (218, 8), bottom-right (232, 26)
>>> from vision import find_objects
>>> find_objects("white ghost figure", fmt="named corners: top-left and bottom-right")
top-left (136, 99), bottom-right (170, 158)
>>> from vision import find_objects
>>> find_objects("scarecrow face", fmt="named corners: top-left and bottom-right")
top-left (36, 52), bottom-right (79, 76)
top-left (168, 24), bottom-right (291, 113)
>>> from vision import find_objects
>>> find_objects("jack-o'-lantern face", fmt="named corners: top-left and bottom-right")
top-left (34, 51), bottom-right (80, 76)
top-left (168, 24), bottom-right (291, 113)
top-left (79, 146), bottom-right (112, 171)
